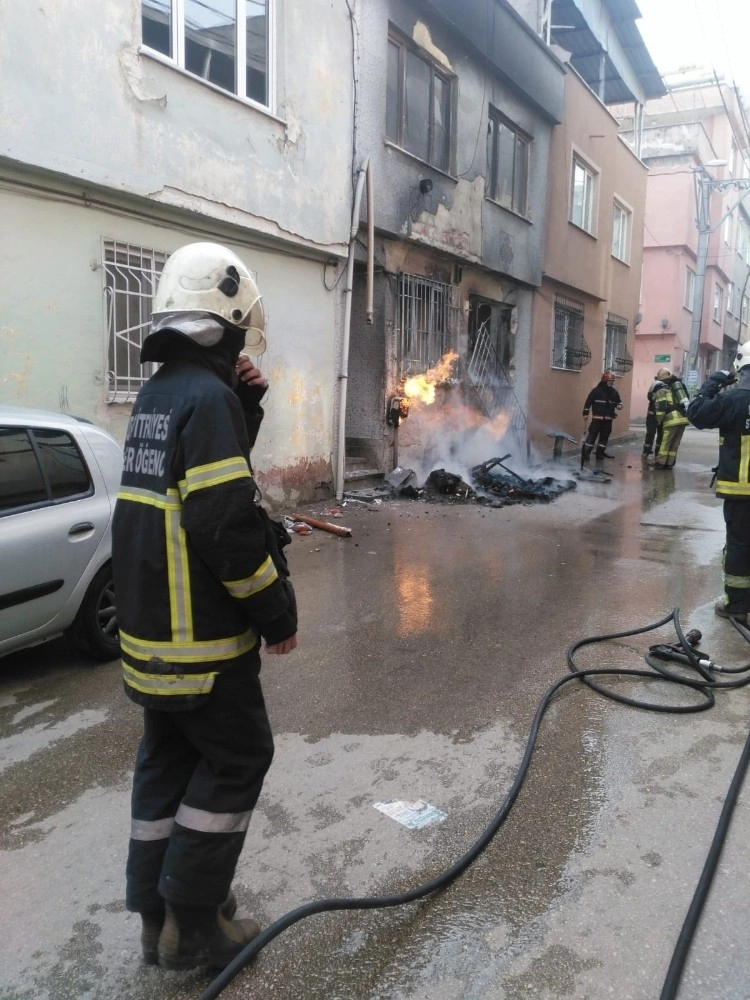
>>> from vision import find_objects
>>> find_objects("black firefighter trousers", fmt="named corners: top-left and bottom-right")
top-left (723, 499), bottom-right (750, 613)
top-left (125, 648), bottom-right (274, 913)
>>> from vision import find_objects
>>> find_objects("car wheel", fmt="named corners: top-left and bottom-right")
top-left (67, 564), bottom-right (120, 662)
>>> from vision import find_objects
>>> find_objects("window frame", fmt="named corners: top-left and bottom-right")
top-left (386, 29), bottom-right (453, 173)
top-left (569, 153), bottom-right (598, 235)
top-left (684, 267), bottom-right (695, 311)
top-left (713, 283), bottom-right (724, 323)
top-left (103, 240), bottom-right (169, 404)
top-left (140, 0), bottom-right (274, 109)
top-left (396, 273), bottom-right (454, 376)
top-left (551, 295), bottom-right (591, 372)
top-left (611, 198), bottom-right (632, 263)
top-left (604, 313), bottom-right (633, 376)
top-left (486, 107), bottom-right (531, 217)
top-left (0, 426), bottom-right (94, 515)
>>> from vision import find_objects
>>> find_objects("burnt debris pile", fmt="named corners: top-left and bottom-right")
top-left (346, 455), bottom-right (577, 508)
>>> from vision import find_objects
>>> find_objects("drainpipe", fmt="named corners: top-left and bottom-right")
top-left (335, 158), bottom-right (373, 500)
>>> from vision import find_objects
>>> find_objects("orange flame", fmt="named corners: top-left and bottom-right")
top-left (403, 351), bottom-right (459, 405)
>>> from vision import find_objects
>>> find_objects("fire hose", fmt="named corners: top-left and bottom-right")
top-left (199, 609), bottom-right (750, 1000)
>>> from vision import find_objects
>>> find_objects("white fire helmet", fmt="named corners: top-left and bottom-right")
top-left (152, 242), bottom-right (266, 354)
top-left (734, 341), bottom-right (750, 373)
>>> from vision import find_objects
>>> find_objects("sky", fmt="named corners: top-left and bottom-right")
top-left (636, 0), bottom-right (750, 100)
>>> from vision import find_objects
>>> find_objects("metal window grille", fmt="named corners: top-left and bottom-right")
top-left (604, 313), bottom-right (633, 375)
top-left (397, 273), bottom-right (455, 375)
top-left (552, 295), bottom-right (591, 370)
top-left (104, 241), bottom-right (168, 403)
top-left (468, 318), bottom-right (526, 431)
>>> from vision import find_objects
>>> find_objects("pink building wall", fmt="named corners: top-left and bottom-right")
top-left (628, 83), bottom-right (743, 416)
top-left (527, 68), bottom-right (647, 451)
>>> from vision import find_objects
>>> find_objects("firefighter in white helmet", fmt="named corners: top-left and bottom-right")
top-left (687, 347), bottom-right (750, 622)
top-left (112, 242), bottom-right (298, 971)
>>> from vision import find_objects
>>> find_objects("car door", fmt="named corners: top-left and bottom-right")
top-left (0, 423), bottom-right (110, 646)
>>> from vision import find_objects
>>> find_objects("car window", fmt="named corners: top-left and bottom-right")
top-left (0, 426), bottom-right (92, 513)
top-left (34, 428), bottom-right (91, 499)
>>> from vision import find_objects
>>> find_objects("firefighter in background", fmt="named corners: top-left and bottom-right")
top-left (688, 346), bottom-right (749, 623)
top-left (642, 370), bottom-right (666, 459)
top-left (581, 370), bottom-right (622, 465)
top-left (652, 367), bottom-right (690, 469)
top-left (111, 242), bottom-right (298, 972)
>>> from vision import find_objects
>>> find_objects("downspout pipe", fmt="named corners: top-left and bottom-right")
top-left (335, 158), bottom-right (373, 500)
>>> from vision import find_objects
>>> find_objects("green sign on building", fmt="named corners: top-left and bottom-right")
top-left (654, 354), bottom-right (671, 363)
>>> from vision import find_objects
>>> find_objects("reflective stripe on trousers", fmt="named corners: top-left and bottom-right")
top-left (125, 648), bottom-right (274, 912)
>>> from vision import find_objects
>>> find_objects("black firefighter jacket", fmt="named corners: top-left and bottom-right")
top-left (111, 353), bottom-right (297, 709)
top-left (688, 370), bottom-right (750, 500)
top-left (582, 384), bottom-right (622, 421)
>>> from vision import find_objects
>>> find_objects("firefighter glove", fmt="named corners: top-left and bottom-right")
top-left (702, 370), bottom-right (736, 397)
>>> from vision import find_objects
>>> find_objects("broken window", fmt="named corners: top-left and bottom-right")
top-left (604, 313), bottom-right (633, 376)
top-left (468, 298), bottom-right (525, 429)
top-left (103, 241), bottom-right (167, 403)
top-left (141, 0), bottom-right (271, 106)
top-left (397, 274), bottom-right (453, 375)
top-left (386, 30), bottom-right (452, 172)
top-left (487, 109), bottom-right (530, 216)
top-left (552, 295), bottom-right (591, 371)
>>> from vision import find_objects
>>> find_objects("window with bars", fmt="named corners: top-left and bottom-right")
top-left (386, 30), bottom-right (452, 172)
top-left (551, 296), bottom-right (591, 371)
top-left (104, 241), bottom-right (168, 403)
top-left (141, 0), bottom-right (271, 107)
top-left (397, 274), bottom-right (453, 375)
top-left (604, 313), bottom-right (633, 376)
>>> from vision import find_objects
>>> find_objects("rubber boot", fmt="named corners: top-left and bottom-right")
top-left (158, 901), bottom-right (261, 971)
top-left (581, 443), bottom-right (593, 467)
top-left (141, 891), bottom-right (237, 965)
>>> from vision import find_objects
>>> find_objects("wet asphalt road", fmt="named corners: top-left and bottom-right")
top-left (2, 426), bottom-right (750, 1000)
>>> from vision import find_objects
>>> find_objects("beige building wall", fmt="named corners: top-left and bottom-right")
top-left (528, 68), bottom-right (647, 453)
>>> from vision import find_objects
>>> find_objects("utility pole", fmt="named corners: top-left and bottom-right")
top-left (687, 162), bottom-right (750, 379)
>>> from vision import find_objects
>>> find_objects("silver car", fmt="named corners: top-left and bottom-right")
top-left (0, 406), bottom-right (123, 661)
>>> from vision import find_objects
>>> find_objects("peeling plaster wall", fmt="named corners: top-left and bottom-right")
top-left (354, 0), bottom-right (553, 286)
top-left (0, 0), bottom-right (353, 506)
top-left (342, 0), bottom-right (558, 472)
top-left (0, 1), bottom-right (352, 249)
top-left (0, 188), bottom-right (337, 510)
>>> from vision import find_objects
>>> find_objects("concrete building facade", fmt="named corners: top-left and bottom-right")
top-left (0, 1), bottom-right (354, 506)
top-left (616, 78), bottom-right (750, 420)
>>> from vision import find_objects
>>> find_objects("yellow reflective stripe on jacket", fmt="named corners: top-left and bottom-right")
top-left (716, 480), bottom-right (750, 496)
top-left (122, 660), bottom-right (218, 697)
top-left (120, 627), bottom-right (258, 663)
top-left (179, 456), bottom-right (251, 498)
top-left (662, 413), bottom-right (688, 428)
top-left (741, 435), bottom-right (750, 485)
top-left (224, 555), bottom-right (278, 599)
top-left (117, 485), bottom-right (182, 509)
top-left (165, 505), bottom-right (192, 640)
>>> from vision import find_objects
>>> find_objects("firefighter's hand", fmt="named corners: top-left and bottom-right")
top-left (701, 370), bottom-right (736, 397)
top-left (266, 634), bottom-right (298, 654)
top-left (235, 354), bottom-right (269, 392)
